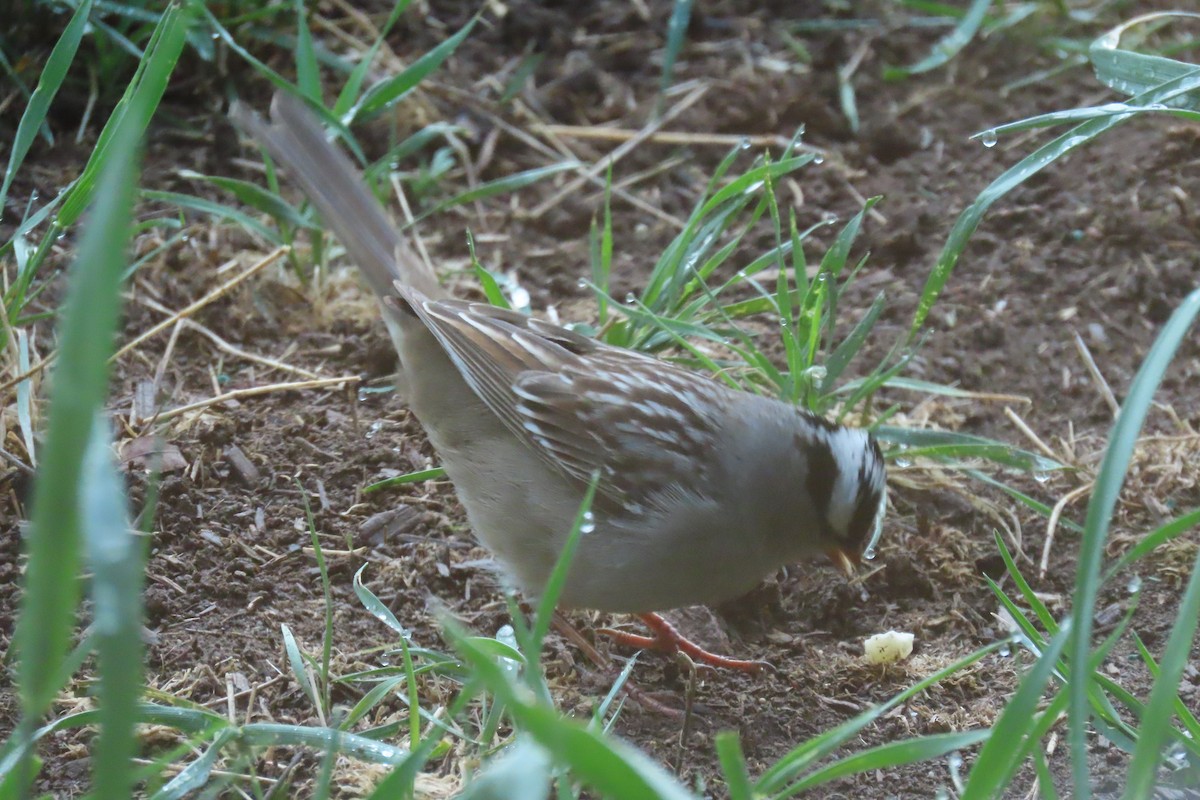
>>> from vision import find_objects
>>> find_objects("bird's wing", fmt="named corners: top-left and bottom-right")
top-left (402, 290), bottom-right (728, 514)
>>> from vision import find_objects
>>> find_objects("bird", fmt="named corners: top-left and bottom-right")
top-left (231, 93), bottom-right (887, 672)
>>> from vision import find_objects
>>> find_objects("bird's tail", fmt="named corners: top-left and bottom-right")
top-left (229, 93), bottom-right (442, 300)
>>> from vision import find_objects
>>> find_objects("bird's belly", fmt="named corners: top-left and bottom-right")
top-left (560, 516), bottom-right (777, 613)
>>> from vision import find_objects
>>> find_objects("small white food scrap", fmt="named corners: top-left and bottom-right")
top-left (863, 631), bottom-right (915, 665)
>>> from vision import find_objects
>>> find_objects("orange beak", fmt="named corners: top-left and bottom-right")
top-left (827, 548), bottom-right (859, 578)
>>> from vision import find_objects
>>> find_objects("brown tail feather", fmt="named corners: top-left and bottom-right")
top-left (229, 93), bottom-right (443, 300)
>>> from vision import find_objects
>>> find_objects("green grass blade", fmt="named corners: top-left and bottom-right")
top-left (12, 73), bottom-right (143, 787)
top-left (281, 624), bottom-right (320, 712)
top-left (353, 565), bottom-right (411, 637)
top-left (446, 622), bottom-right (696, 800)
top-left (1131, 634), bottom-right (1200, 750)
top-left (333, 0), bottom-right (413, 116)
top-left (820, 290), bottom-right (885, 394)
top-left (1122, 545), bottom-right (1200, 798)
top-left (292, 0), bottom-right (320, 101)
top-left (352, 15), bottom-right (478, 121)
top-left (1068, 286), bottom-right (1200, 798)
top-left (420, 162), bottom-right (579, 220)
top-left (180, 171), bottom-right (315, 231)
top-left (148, 728), bottom-right (237, 800)
top-left (756, 640), bottom-right (1005, 792)
top-left (82, 415), bottom-right (145, 800)
top-left (1090, 12), bottom-right (1200, 111)
top-left (14, 331), bottom-right (35, 466)
top-left (457, 737), bottom-right (552, 800)
top-left (299, 485), bottom-right (334, 716)
top-left (874, 425), bottom-right (1064, 473)
top-left (715, 732), bottom-right (754, 800)
top-left (963, 624), bottom-right (1072, 799)
top-left (1102, 507), bottom-right (1200, 581)
top-left (56, 3), bottom-right (192, 229)
top-left (656, 0), bottom-right (694, 111)
top-left (363, 466), bottom-right (446, 494)
top-left (783, 730), bottom-right (991, 796)
top-left (0, 0), bottom-right (92, 212)
top-left (911, 67), bottom-right (1200, 337)
top-left (993, 531), bottom-right (1058, 634)
top-left (1034, 745), bottom-right (1060, 800)
top-left (883, 0), bottom-right (993, 79)
top-left (340, 676), bottom-right (407, 731)
top-left (140, 189), bottom-right (283, 243)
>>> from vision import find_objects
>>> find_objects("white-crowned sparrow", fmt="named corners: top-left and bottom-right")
top-left (232, 94), bottom-right (886, 669)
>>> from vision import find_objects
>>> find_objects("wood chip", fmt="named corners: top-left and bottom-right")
top-left (223, 444), bottom-right (260, 486)
top-left (360, 506), bottom-right (421, 543)
top-left (120, 436), bottom-right (188, 473)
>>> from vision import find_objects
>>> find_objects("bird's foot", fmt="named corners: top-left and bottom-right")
top-left (598, 612), bottom-right (773, 674)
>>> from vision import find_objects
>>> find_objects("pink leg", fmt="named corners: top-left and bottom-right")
top-left (598, 612), bottom-right (772, 673)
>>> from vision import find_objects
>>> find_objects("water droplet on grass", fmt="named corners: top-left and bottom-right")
top-left (979, 129), bottom-right (998, 148)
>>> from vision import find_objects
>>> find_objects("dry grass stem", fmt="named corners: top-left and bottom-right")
top-left (1004, 406), bottom-right (1061, 461)
top-left (150, 375), bottom-right (359, 426)
top-left (528, 83), bottom-right (709, 219)
top-left (1041, 482), bottom-right (1093, 579)
top-left (1073, 331), bottom-right (1120, 419)
top-left (110, 245), bottom-right (289, 364)
top-left (533, 124), bottom-right (795, 151)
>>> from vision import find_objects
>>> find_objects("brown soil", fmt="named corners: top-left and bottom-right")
top-left (2, 1), bottom-right (1198, 797)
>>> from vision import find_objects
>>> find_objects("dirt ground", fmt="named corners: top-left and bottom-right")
top-left (2, 1), bottom-right (1199, 797)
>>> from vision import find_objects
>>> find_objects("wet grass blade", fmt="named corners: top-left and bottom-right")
top-left (1102, 506), bottom-right (1200, 581)
top-left (911, 65), bottom-right (1200, 337)
top-left (781, 730), bottom-right (991, 796)
top-left (656, 0), bottom-right (694, 112)
top-left (1090, 12), bottom-right (1200, 111)
top-left (82, 416), bottom-right (145, 800)
top-left (352, 15), bottom-right (478, 121)
top-left (0, 0), bottom-right (92, 211)
top-left (715, 732), bottom-right (753, 800)
top-left (884, 0), bottom-right (993, 79)
top-left (11, 64), bottom-right (144, 788)
top-left (1067, 287), bottom-right (1200, 798)
top-left (1122, 545), bottom-right (1200, 798)
top-left (962, 624), bottom-right (1071, 799)
top-left (756, 641), bottom-right (1005, 793)
top-left (56, 3), bottom-right (192, 229)
top-left (445, 619), bottom-right (696, 800)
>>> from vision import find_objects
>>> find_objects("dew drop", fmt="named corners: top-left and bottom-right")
top-left (576, 278), bottom-right (588, 289)
top-left (625, 292), bottom-right (637, 304)
top-left (862, 545), bottom-right (876, 561)
top-left (895, 457), bottom-right (912, 469)
top-left (812, 153), bottom-right (825, 165)
top-left (1127, 575), bottom-right (1142, 595)
top-left (1033, 470), bottom-right (1052, 484)
top-left (999, 643), bottom-right (1011, 657)
top-left (366, 420), bottom-right (384, 439)
top-left (580, 510), bottom-right (596, 535)
top-left (738, 137), bottom-right (752, 150)
top-left (948, 751), bottom-right (964, 771)
top-left (979, 129), bottom-right (998, 148)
